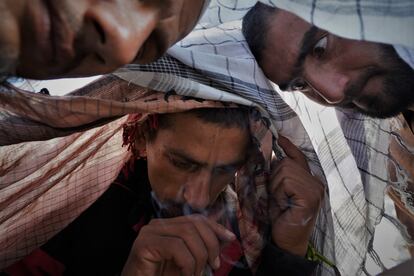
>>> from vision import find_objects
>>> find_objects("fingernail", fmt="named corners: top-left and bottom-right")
top-left (214, 256), bottom-right (220, 269)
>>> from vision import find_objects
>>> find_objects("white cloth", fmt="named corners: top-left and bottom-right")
top-left (1, 1), bottom-right (410, 275)
top-left (394, 45), bottom-right (414, 69)
top-left (113, 1), bottom-right (412, 275)
top-left (200, 0), bottom-right (414, 69)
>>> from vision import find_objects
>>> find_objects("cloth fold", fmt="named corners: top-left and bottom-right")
top-left (1, 1), bottom-right (411, 274)
top-left (0, 76), bottom-right (276, 272)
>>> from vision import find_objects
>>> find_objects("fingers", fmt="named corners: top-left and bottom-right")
top-left (131, 232), bottom-right (196, 276)
top-left (268, 157), bottom-right (325, 225)
top-left (150, 214), bottom-right (235, 241)
top-left (277, 136), bottom-right (309, 171)
top-left (135, 215), bottom-right (236, 276)
top-left (271, 175), bottom-right (323, 212)
top-left (148, 222), bottom-right (210, 275)
top-left (269, 137), bottom-right (325, 257)
top-left (270, 159), bottom-right (325, 201)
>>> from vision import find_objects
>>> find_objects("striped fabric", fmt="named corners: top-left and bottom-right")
top-left (0, 1), bottom-right (412, 275)
top-left (0, 77), bottom-right (276, 274)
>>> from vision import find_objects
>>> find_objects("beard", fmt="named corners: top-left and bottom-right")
top-left (340, 45), bottom-right (414, 119)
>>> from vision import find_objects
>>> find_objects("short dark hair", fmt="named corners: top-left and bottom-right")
top-left (147, 107), bottom-right (250, 142)
top-left (242, 3), bottom-right (279, 63)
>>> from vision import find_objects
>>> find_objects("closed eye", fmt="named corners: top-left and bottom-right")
top-left (213, 166), bottom-right (239, 175)
top-left (168, 156), bottom-right (199, 172)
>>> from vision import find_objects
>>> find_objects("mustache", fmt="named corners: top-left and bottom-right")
top-left (339, 67), bottom-right (384, 106)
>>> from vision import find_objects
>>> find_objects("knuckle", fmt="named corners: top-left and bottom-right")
top-left (172, 237), bottom-right (186, 249)
top-left (183, 224), bottom-right (197, 236)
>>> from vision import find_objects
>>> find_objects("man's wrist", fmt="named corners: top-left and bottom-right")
top-left (271, 234), bottom-right (308, 257)
top-left (256, 241), bottom-right (318, 276)
top-left (276, 242), bottom-right (308, 257)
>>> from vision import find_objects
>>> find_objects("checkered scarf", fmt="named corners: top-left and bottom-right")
top-left (0, 76), bottom-right (278, 272)
top-left (110, 1), bottom-right (413, 274)
top-left (1, 1), bottom-right (412, 275)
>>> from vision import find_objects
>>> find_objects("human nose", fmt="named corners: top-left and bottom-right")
top-left (183, 171), bottom-right (211, 211)
top-left (304, 65), bottom-right (350, 104)
top-left (84, 3), bottom-right (158, 69)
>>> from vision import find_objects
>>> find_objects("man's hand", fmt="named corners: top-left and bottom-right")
top-left (121, 214), bottom-right (236, 276)
top-left (269, 136), bottom-right (325, 256)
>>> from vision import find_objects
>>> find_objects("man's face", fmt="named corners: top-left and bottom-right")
top-left (145, 112), bottom-right (249, 216)
top-left (0, 0), bottom-right (204, 79)
top-left (260, 9), bottom-right (414, 118)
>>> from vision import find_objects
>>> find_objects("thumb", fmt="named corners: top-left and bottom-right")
top-left (278, 136), bottom-right (309, 171)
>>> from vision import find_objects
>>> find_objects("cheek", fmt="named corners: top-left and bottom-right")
top-left (146, 150), bottom-right (187, 202)
top-left (181, 0), bottom-right (204, 34)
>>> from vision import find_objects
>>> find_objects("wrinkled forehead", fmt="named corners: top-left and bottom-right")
top-left (261, 9), bottom-right (312, 85)
top-left (163, 112), bottom-right (249, 140)
top-left (158, 113), bottom-right (250, 162)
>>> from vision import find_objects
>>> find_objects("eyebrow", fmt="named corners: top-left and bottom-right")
top-left (279, 26), bottom-right (320, 90)
top-left (168, 149), bottom-right (206, 167)
top-left (167, 148), bottom-right (246, 169)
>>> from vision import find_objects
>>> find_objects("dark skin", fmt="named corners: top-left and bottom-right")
top-left (0, 0), bottom-right (205, 79)
top-left (122, 113), bottom-right (324, 275)
top-left (269, 136), bottom-right (324, 256)
top-left (259, 9), bottom-right (414, 118)
top-left (123, 113), bottom-right (249, 276)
